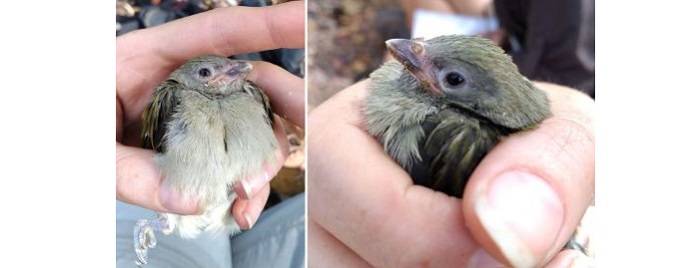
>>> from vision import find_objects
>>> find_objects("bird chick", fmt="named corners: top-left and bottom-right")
top-left (135, 55), bottom-right (278, 265)
top-left (365, 35), bottom-right (550, 197)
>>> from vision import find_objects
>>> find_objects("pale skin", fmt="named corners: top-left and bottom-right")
top-left (116, 2), bottom-right (304, 230)
top-left (308, 81), bottom-right (594, 267)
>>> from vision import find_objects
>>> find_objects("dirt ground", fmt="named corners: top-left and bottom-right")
top-left (308, 0), bottom-right (410, 110)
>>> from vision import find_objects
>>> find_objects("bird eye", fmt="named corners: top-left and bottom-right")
top-left (198, 68), bottom-right (211, 78)
top-left (445, 72), bottom-right (465, 86)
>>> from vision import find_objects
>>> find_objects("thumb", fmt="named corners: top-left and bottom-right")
top-left (116, 143), bottom-right (199, 215)
top-left (462, 83), bottom-right (594, 267)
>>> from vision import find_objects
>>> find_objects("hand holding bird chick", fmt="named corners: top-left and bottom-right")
top-left (116, 0), bottom-right (304, 247)
top-left (139, 55), bottom-right (279, 238)
top-left (308, 72), bottom-right (594, 267)
top-left (132, 55), bottom-right (282, 265)
top-left (366, 36), bottom-right (551, 197)
top-left (116, 2), bottom-right (304, 266)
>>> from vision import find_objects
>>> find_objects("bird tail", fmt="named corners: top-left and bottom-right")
top-left (173, 200), bottom-right (242, 238)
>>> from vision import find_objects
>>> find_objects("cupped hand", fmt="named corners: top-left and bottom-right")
top-left (308, 80), bottom-right (594, 267)
top-left (116, 2), bottom-right (304, 230)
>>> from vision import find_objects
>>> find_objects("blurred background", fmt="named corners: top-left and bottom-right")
top-left (116, 0), bottom-right (305, 209)
top-left (309, 0), bottom-right (595, 110)
top-left (308, 0), bottom-right (409, 109)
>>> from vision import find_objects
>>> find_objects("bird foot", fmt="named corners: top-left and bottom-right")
top-left (133, 214), bottom-right (174, 266)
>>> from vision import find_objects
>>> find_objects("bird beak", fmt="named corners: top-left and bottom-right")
top-left (208, 61), bottom-right (253, 86)
top-left (386, 39), bottom-right (442, 95)
top-left (225, 61), bottom-right (253, 78)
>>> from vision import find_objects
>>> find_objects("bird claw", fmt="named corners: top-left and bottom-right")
top-left (158, 214), bottom-right (175, 235)
top-left (133, 214), bottom-right (174, 266)
top-left (134, 219), bottom-right (156, 266)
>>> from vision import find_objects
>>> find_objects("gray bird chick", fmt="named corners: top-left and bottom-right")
top-left (365, 35), bottom-right (550, 197)
top-left (135, 55), bottom-right (278, 265)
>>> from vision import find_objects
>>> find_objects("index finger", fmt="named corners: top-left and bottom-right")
top-left (142, 1), bottom-right (304, 62)
top-left (248, 61), bottom-right (305, 127)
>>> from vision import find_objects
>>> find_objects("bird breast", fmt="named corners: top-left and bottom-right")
top-left (365, 64), bottom-right (440, 168)
top-left (157, 91), bottom-right (278, 207)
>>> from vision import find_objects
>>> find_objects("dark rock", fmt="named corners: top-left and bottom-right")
top-left (117, 19), bottom-right (141, 36)
top-left (139, 5), bottom-right (177, 28)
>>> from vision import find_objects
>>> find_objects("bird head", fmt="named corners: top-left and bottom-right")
top-left (169, 55), bottom-right (253, 96)
top-left (386, 35), bottom-right (550, 129)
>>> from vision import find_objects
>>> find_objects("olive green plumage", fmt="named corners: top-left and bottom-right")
top-left (142, 56), bottom-right (274, 154)
top-left (140, 55), bottom-right (278, 238)
top-left (365, 35), bottom-right (550, 197)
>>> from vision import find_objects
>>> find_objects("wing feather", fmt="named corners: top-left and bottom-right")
top-left (243, 81), bottom-right (274, 127)
top-left (140, 80), bottom-right (182, 153)
top-left (410, 109), bottom-right (503, 197)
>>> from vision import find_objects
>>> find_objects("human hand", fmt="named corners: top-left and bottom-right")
top-left (116, 2), bottom-right (304, 230)
top-left (308, 81), bottom-right (594, 267)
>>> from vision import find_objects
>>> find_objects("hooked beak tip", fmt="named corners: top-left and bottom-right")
top-left (385, 39), bottom-right (441, 95)
top-left (385, 39), bottom-right (408, 58)
top-left (385, 39), bottom-right (426, 69)
top-left (384, 39), bottom-right (401, 49)
top-left (225, 61), bottom-right (253, 77)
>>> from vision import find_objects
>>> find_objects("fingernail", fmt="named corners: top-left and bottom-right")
top-left (468, 249), bottom-right (507, 268)
top-left (234, 171), bottom-right (271, 200)
top-left (241, 212), bottom-right (257, 230)
top-left (233, 179), bottom-right (252, 200)
top-left (474, 171), bottom-right (564, 268)
top-left (159, 186), bottom-right (198, 214)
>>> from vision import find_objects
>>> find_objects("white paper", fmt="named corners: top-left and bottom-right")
top-left (411, 9), bottom-right (499, 39)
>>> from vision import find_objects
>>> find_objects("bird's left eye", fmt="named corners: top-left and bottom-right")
top-left (198, 68), bottom-right (212, 78)
top-left (445, 72), bottom-right (465, 86)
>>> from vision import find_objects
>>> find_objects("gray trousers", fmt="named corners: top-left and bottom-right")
top-left (116, 194), bottom-right (305, 268)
